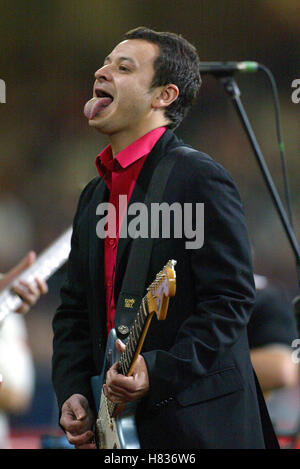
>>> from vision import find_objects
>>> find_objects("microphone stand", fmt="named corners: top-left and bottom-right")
top-left (217, 74), bottom-right (300, 316)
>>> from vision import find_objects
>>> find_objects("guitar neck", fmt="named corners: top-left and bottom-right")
top-left (0, 227), bottom-right (72, 323)
top-left (104, 259), bottom-right (176, 420)
top-left (118, 296), bottom-right (152, 377)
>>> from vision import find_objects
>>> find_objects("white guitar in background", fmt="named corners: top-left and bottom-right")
top-left (0, 227), bottom-right (72, 325)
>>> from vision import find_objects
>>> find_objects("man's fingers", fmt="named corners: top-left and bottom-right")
top-left (35, 277), bottom-right (48, 294)
top-left (105, 377), bottom-right (136, 396)
top-left (106, 362), bottom-right (120, 380)
top-left (13, 283), bottom-right (38, 304)
top-left (107, 370), bottom-right (138, 393)
top-left (103, 384), bottom-right (126, 403)
top-left (3, 251), bottom-right (36, 287)
top-left (15, 303), bottom-right (30, 315)
top-left (60, 410), bottom-right (89, 435)
top-left (60, 417), bottom-right (84, 435)
top-left (106, 361), bottom-right (143, 396)
top-left (115, 338), bottom-right (126, 353)
top-left (19, 279), bottom-right (40, 297)
top-left (71, 400), bottom-right (88, 421)
top-left (104, 354), bottom-right (149, 404)
top-left (1, 250), bottom-right (48, 314)
top-left (60, 396), bottom-right (89, 432)
top-left (103, 379), bottom-right (141, 403)
top-left (12, 287), bottom-right (38, 314)
top-left (12, 277), bottom-right (48, 314)
top-left (66, 430), bottom-right (95, 447)
top-left (60, 394), bottom-right (95, 449)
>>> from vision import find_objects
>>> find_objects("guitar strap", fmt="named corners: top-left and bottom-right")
top-left (114, 145), bottom-right (194, 341)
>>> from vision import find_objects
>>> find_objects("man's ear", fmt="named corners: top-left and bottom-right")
top-left (152, 84), bottom-right (179, 110)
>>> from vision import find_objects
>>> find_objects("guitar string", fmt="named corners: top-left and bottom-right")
top-left (119, 297), bottom-right (148, 377)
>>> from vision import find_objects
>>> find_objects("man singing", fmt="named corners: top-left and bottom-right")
top-left (52, 27), bottom-right (278, 449)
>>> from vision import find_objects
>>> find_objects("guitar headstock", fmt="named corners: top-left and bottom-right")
top-left (146, 259), bottom-right (177, 320)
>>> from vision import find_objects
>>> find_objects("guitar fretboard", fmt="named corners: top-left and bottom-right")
top-left (118, 296), bottom-right (150, 376)
top-left (106, 296), bottom-right (150, 417)
top-left (0, 227), bottom-right (72, 323)
top-left (104, 259), bottom-right (176, 419)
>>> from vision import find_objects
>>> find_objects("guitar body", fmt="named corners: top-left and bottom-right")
top-left (91, 328), bottom-right (140, 449)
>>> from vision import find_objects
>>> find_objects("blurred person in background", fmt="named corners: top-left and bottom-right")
top-left (0, 251), bottom-right (48, 448)
top-left (249, 273), bottom-right (300, 447)
top-left (250, 274), bottom-right (299, 396)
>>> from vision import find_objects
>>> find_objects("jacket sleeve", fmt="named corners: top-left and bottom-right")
top-left (142, 152), bottom-right (256, 405)
top-left (52, 178), bottom-right (98, 411)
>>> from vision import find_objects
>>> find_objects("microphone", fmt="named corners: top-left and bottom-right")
top-left (199, 61), bottom-right (259, 75)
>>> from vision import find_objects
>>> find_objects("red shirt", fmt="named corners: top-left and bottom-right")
top-left (95, 127), bottom-right (166, 334)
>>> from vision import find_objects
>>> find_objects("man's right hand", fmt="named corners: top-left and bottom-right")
top-left (60, 393), bottom-right (96, 449)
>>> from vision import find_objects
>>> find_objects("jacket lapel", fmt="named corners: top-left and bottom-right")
top-left (88, 177), bottom-right (109, 311)
top-left (114, 129), bottom-right (180, 300)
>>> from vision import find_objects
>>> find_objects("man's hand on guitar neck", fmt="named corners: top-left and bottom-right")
top-left (103, 339), bottom-right (150, 404)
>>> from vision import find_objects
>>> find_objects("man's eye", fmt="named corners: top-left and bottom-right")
top-left (119, 65), bottom-right (129, 71)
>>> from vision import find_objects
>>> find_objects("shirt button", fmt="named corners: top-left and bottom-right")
top-left (106, 280), bottom-right (112, 287)
top-left (108, 239), bottom-right (115, 246)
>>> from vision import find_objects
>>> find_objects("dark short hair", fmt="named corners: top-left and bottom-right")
top-left (123, 27), bottom-right (202, 130)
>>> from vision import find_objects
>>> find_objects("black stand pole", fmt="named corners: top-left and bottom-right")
top-left (218, 75), bottom-right (300, 311)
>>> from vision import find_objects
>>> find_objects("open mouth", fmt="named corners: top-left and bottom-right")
top-left (95, 89), bottom-right (114, 101)
top-left (83, 89), bottom-right (114, 120)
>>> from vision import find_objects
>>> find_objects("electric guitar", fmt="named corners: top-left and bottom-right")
top-left (0, 227), bottom-right (72, 324)
top-left (91, 259), bottom-right (177, 449)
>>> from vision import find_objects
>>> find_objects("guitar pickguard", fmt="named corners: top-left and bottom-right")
top-left (96, 389), bottom-right (121, 449)
top-left (91, 328), bottom-right (140, 449)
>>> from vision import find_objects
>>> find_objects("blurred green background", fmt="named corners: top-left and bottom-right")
top-left (0, 0), bottom-right (299, 444)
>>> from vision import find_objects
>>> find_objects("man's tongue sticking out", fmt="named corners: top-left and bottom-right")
top-left (84, 96), bottom-right (113, 120)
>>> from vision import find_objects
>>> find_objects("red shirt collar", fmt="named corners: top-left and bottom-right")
top-left (95, 126), bottom-right (166, 177)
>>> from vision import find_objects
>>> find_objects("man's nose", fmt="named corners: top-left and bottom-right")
top-left (94, 65), bottom-right (112, 81)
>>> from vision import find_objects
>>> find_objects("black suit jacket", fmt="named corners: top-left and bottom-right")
top-left (52, 129), bottom-right (277, 448)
